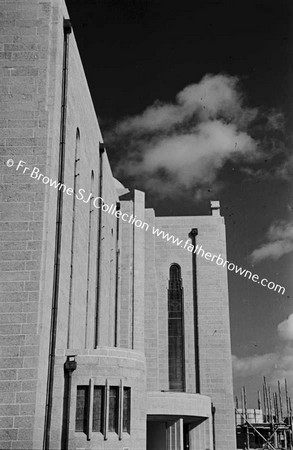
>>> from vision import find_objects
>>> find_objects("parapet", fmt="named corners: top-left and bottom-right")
top-left (210, 200), bottom-right (220, 216)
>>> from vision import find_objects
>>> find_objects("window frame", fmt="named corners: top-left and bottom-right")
top-left (108, 386), bottom-right (119, 434)
top-left (168, 263), bottom-right (186, 392)
top-left (75, 385), bottom-right (89, 433)
top-left (123, 386), bottom-right (131, 434)
top-left (75, 381), bottom-right (131, 438)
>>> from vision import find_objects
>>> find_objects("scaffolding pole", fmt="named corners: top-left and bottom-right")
top-left (243, 386), bottom-right (250, 449)
top-left (235, 408), bottom-right (276, 450)
top-left (278, 380), bottom-right (283, 421)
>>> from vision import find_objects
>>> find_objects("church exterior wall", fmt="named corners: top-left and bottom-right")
top-left (149, 214), bottom-right (235, 449)
top-left (0, 1), bottom-right (236, 449)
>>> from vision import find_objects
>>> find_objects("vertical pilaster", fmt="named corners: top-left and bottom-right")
top-left (132, 190), bottom-right (145, 352)
top-left (167, 419), bottom-right (184, 450)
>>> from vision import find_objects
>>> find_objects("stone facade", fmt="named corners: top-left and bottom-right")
top-left (145, 213), bottom-right (236, 449)
top-left (0, 1), bottom-right (236, 449)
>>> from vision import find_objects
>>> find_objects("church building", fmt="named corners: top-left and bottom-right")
top-left (0, 1), bottom-right (236, 449)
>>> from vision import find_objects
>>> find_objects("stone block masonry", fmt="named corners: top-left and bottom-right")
top-left (0, 2), bottom-right (59, 449)
top-left (0, 1), bottom-right (236, 449)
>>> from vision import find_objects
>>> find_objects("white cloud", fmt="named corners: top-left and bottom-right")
top-left (115, 74), bottom-right (257, 135)
top-left (124, 121), bottom-right (256, 187)
top-left (274, 154), bottom-right (293, 180)
top-left (251, 220), bottom-right (293, 263)
top-left (233, 346), bottom-right (293, 398)
top-left (278, 314), bottom-right (293, 341)
top-left (115, 102), bottom-right (182, 134)
top-left (242, 152), bottom-right (293, 182)
top-left (233, 315), bottom-right (293, 398)
top-left (108, 74), bottom-right (264, 197)
top-left (266, 109), bottom-right (285, 130)
top-left (232, 353), bottom-right (277, 378)
top-left (108, 73), bottom-right (285, 197)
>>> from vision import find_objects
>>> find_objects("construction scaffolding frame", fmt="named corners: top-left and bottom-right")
top-left (235, 378), bottom-right (293, 449)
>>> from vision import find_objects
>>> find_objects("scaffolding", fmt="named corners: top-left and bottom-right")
top-left (235, 378), bottom-right (293, 449)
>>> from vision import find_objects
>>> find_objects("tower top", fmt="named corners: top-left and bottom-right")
top-left (210, 200), bottom-right (220, 216)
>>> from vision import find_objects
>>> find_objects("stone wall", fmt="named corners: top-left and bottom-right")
top-left (0, 1), bottom-right (236, 449)
top-left (0, 1), bottom-right (61, 448)
top-left (0, 1), bottom-right (147, 449)
top-left (144, 211), bottom-right (236, 450)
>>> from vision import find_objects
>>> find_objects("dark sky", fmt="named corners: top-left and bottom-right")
top-left (66, 0), bottom-right (292, 119)
top-left (66, 0), bottom-right (293, 405)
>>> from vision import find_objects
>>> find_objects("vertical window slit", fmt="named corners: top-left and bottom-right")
top-left (168, 263), bottom-right (185, 391)
top-left (123, 387), bottom-right (131, 433)
top-left (67, 128), bottom-right (80, 349)
top-left (92, 386), bottom-right (104, 433)
top-left (85, 171), bottom-right (94, 348)
top-left (75, 385), bottom-right (88, 433)
top-left (109, 386), bottom-right (119, 433)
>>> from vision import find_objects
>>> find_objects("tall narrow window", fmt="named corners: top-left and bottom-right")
top-left (109, 386), bottom-right (119, 433)
top-left (123, 387), bottom-right (131, 433)
top-left (168, 264), bottom-right (185, 391)
top-left (85, 171), bottom-right (94, 348)
top-left (92, 386), bottom-right (104, 433)
top-left (67, 128), bottom-right (80, 349)
top-left (75, 386), bottom-right (88, 432)
top-left (95, 143), bottom-right (105, 347)
top-left (114, 203), bottom-right (120, 347)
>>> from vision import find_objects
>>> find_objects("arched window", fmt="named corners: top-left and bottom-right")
top-left (168, 264), bottom-right (185, 391)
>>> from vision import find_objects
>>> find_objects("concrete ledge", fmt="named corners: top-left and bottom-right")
top-left (63, 346), bottom-right (145, 362)
top-left (147, 391), bottom-right (211, 418)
